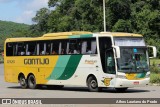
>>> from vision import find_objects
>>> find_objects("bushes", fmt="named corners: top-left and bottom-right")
top-left (150, 65), bottom-right (160, 74)
top-left (150, 73), bottom-right (160, 84)
top-left (150, 60), bottom-right (160, 84)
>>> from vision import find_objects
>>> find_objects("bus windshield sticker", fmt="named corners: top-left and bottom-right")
top-left (134, 48), bottom-right (137, 53)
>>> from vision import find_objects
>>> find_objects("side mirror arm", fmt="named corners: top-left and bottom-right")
top-left (147, 46), bottom-right (157, 58)
top-left (112, 46), bottom-right (120, 58)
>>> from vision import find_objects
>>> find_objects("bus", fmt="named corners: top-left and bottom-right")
top-left (4, 31), bottom-right (156, 92)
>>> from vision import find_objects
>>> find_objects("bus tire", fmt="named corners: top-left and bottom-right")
top-left (28, 75), bottom-right (37, 89)
top-left (115, 88), bottom-right (128, 92)
top-left (87, 76), bottom-right (100, 92)
top-left (19, 75), bottom-right (28, 89)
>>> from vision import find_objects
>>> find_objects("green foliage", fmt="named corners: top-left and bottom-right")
top-left (112, 19), bottom-right (132, 32)
top-left (150, 58), bottom-right (160, 83)
top-left (150, 65), bottom-right (160, 74)
top-left (150, 59), bottom-right (160, 66)
top-left (32, 0), bottom-right (103, 33)
top-left (150, 73), bottom-right (160, 84)
top-left (0, 20), bottom-right (31, 51)
top-left (150, 58), bottom-right (160, 74)
top-left (106, 0), bottom-right (131, 30)
top-left (0, 20), bottom-right (29, 36)
top-left (32, 8), bottom-right (50, 33)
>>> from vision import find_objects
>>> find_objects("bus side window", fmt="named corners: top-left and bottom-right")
top-left (60, 40), bottom-right (67, 55)
top-left (46, 42), bottom-right (51, 55)
top-left (26, 42), bottom-right (37, 56)
top-left (81, 38), bottom-right (97, 54)
top-left (51, 40), bottom-right (59, 55)
top-left (91, 40), bottom-right (97, 54)
top-left (76, 39), bottom-right (81, 54)
top-left (6, 43), bottom-right (14, 56)
top-left (81, 41), bottom-right (87, 54)
top-left (38, 42), bottom-right (45, 55)
top-left (17, 43), bottom-right (26, 56)
top-left (69, 39), bottom-right (79, 54)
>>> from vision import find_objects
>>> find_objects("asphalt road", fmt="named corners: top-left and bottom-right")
top-left (0, 64), bottom-right (160, 107)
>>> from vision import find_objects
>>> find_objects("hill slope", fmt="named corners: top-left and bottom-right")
top-left (0, 20), bottom-right (30, 51)
top-left (0, 20), bottom-right (29, 36)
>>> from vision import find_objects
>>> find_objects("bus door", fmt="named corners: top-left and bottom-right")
top-left (105, 48), bottom-right (116, 74)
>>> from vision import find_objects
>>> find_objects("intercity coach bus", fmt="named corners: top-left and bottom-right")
top-left (4, 31), bottom-right (156, 92)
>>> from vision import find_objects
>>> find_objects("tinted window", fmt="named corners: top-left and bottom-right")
top-left (6, 38), bottom-right (97, 56)
top-left (26, 42), bottom-right (37, 55)
top-left (6, 43), bottom-right (14, 56)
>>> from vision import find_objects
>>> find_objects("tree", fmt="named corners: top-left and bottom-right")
top-left (32, 8), bottom-right (50, 33)
top-left (112, 19), bottom-right (132, 32)
top-left (106, 0), bottom-right (131, 30)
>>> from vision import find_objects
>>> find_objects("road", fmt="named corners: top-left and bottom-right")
top-left (0, 64), bottom-right (160, 107)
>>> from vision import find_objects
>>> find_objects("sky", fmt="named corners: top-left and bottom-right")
top-left (0, 0), bottom-right (49, 25)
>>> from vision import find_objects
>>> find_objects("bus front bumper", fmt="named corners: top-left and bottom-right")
top-left (114, 78), bottom-right (150, 88)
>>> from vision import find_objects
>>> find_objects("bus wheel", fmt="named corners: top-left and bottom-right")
top-left (28, 75), bottom-right (37, 89)
top-left (115, 88), bottom-right (128, 92)
top-left (87, 76), bottom-right (100, 92)
top-left (19, 75), bottom-right (28, 89)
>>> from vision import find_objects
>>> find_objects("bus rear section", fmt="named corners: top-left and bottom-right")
top-left (4, 32), bottom-right (102, 91)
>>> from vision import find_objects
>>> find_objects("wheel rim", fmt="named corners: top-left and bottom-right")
top-left (90, 80), bottom-right (97, 89)
top-left (20, 78), bottom-right (26, 86)
top-left (29, 76), bottom-right (35, 86)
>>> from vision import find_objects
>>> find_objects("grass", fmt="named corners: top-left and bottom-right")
top-left (150, 73), bottom-right (160, 84)
top-left (150, 58), bottom-right (160, 84)
top-left (150, 58), bottom-right (160, 66)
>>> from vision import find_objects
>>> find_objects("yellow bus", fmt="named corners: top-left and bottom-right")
top-left (4, 31), bottom-right (156, 92)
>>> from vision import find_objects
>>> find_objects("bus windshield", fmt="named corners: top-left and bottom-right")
top-left (117, 47), bottom-right (149, 73)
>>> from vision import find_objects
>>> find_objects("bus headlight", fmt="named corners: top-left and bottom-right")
top-left (116, 75), bottom-right (126, 79)
top-left (145, 74), bottom-right (150, 78)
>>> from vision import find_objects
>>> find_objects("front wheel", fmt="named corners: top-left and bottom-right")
top-left (28, 75), bottom-right (37, 89)
top-left (87, 76), bottom-right (101, 92)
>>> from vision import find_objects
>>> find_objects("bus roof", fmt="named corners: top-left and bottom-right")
top-left (43, 31), bottom-right (143, 37)
top-left (100, 32), bottom-right (143, 37)
top-left (43, 31), bottom-right (92, 37)
top-left (5, 31), bottom-right (92, 42)
top-left (5, 31), bottom-right (143, 42)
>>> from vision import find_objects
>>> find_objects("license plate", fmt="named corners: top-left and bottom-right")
top-left (133, 81), bottom-right (139, 85)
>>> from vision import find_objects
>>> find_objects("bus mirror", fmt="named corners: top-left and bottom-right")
top-left (113, 46), bottom-right (120, 58)
top-left (148, 46), bottom-right (157, 58)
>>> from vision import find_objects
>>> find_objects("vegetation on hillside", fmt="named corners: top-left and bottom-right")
top-left (0, 20), bottom-right (29, 36)
top-left (0, 20), bottom-right (38, 51)
top-left (0, 20), bottom-right (29, 51)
